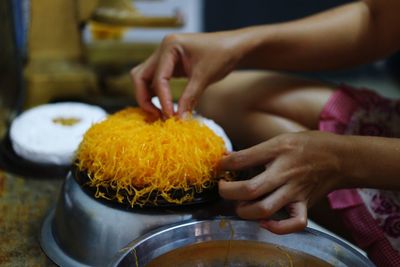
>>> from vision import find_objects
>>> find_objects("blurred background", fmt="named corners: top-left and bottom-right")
top-left (1, 1), bottom-right (399, 265)
top-left (1, 0), bottom-right (400, 127)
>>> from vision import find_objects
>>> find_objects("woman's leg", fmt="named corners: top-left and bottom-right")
top-left (197, 70), bottom-right (333, 148)
top-left (197, 70), bottom-right (354, 242)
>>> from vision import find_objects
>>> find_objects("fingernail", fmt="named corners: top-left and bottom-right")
top-left (161, 113), bottom-right (170, 120)
top-left (181, 111), bottom-right (191, 120)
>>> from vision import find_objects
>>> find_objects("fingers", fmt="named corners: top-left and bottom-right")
top-left (177, 77), bottom-right (204, 116)
top-left (153, 46), bottom-right (180, 117)
top-left (234, 184), bottom-right (293, 220)
top-left (132, 42), bottom-right (180, 118)
top-left (136, 84), bottom-right (161, 118)
top-left (132, 33), bottom-right (212, 117)
top-left (260, 202), bottom-right (307, 234)
top-left (218, 169), bottom-right (282, 201)
top-left (232, 184), bottom-right (308, 234)
top-left (219, 140), bottom-right (278, 171)
top-left (130, 55), bottom-right (161, 118)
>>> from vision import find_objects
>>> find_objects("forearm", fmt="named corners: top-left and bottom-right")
top-left (233, 1), bottom-right (400, 71)
top-left (339, 135), bottom-right (400, 190)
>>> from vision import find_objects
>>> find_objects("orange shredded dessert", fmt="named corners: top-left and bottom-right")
top-left (76, 107), bottom-right (227, 207)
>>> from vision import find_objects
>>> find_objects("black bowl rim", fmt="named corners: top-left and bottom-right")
top-left (72, 164), bottom-right (221, 210)
top-left (0, 132), bottom-right (70, 178)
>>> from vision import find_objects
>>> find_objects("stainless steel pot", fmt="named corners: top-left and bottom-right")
top-left (40, 172), bottom-right (235, 267)
top-left (110, 218), bottom-right (375, 267)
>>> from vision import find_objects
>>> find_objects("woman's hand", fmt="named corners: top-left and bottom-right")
top-left (218, 131), bottom-right (348, 234)
top-left (130, 31), bottom-right (244, 118)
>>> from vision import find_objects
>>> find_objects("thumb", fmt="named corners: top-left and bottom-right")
top-left (177, 76), bottom-right (206, 116)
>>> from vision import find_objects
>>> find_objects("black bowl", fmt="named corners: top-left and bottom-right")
top-left (73, 164), bottom-right (221, 209)
top-left (0, 133), bottom-right (71, 178)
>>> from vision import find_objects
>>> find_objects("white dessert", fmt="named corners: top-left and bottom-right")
top-left (10, 102), bottom-right (107, 165)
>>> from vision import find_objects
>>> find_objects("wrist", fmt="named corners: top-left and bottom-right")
top-left (333, 135), bottom-right (362, 189)
top-left (230, 25), bottom-right (276, 68)
top-left (336, 135), bottom-right (400, 189)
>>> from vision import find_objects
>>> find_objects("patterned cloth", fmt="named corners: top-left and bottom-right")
top-left (319, 85), bottom-right (400, 267)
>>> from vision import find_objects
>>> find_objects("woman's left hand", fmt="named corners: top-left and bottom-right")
top-left (218, 131), bottom-right (348, 234)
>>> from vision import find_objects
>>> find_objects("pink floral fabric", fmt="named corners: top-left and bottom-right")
top-left (319, 85), bottom-right (400, 267)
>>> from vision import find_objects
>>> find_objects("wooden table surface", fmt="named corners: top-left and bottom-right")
top-left (0, 170), bottom-right (62, 266)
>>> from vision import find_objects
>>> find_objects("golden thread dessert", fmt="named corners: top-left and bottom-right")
top-left (76, 107), bottom-right (230, 207)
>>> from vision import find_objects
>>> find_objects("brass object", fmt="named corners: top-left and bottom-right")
top-left (92, 0), bottom-right (183, 28)
top-left (25, 0), bottom-right (184, 108)
top-left (25, 0), bottom-right (98, 107)
top-left (87, 41), bottom-right (158, 67)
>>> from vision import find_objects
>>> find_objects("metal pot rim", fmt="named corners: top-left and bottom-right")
top-left (109, 217), bottom-right (374, 267)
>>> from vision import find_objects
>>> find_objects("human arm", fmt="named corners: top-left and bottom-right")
top-left (218, 131), bottom-right (400, 234)
top-left (130, 0), bottom-right (400, 117)
top-left (237, 0), bottom-right (400, 70)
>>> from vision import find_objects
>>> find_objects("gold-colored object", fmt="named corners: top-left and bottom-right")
top-left (52, 117), bottom-right (81, 126)
top-left (25, 0), bottom-right (184, 108)
top-left (25, 0), bottom-right (98, 107)
top-left (92, 0), bottom-right (183, 28)
top-left (87, 41), bottom-right (158, 67)
top-left (89, 22), bottom-right (127, 41)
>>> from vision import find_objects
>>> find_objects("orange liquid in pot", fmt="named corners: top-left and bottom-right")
top-left (146, 240), bottom-right (332, 267)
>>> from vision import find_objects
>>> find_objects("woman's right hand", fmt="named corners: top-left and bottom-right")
top-left (130, 31), bottom-right (244, 118)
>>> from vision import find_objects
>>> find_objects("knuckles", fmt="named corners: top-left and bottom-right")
top-left (256, 202), bottom-right (275, 218)
top-left (130, 66), bottom-right (143, 82)
top-left (276, 133), bottom-right (300, 149)
top-left (241, 180), bottom-right (261, 199)
top-left (152, 77), bottom-right (169, 91)
top-left (161, 33), bottom-right (182, 47)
